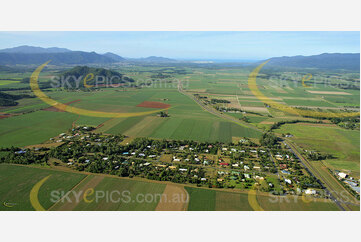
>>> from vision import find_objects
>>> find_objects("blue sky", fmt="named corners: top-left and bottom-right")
top-left (0, 31), bottom-right (359, 60)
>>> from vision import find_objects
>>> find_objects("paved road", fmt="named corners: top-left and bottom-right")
top-left (283, 139), bottom-right (357, 211)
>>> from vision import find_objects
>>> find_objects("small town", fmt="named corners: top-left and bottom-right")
top-left (2, 125), bottom-right (346, 199)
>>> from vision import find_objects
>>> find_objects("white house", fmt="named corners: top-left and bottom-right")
top-left (305, 189), bottom-right (316, 195)
top-left (338, 172), bottom-right (348, 179)
top-left (285, 179), bottom-right (292, 184)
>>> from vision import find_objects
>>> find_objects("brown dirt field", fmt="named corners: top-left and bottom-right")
top-left (50, 175), bottom-right (104, 211)
top-left (136, 101), bottom-right (170, 109)
top-left (241, 106), bottom-right (270, 113)
top-left (160, 154), bottom-right (173, 162)
top-left (260, 121), bottom-right (275, 124)
top-left (297, 122), bottom-right (338, 128)
top-left (0, 114), bottom-right (13, 119)
top-left (155, 184), bottom-right (189, 211)
top-left (307, 90), bottom-right (351, 95)
top-left (43, 99), bottom-right (81, 112)
top-left (25, 142), bottom-right (64, 149)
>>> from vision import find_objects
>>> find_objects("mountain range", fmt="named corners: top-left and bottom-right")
top-left (264, 53), bottom-right (360, 71)
top-left (0, 46), bottom-right (359, 70)
top-left (0, 46), bottom-right (175, 65)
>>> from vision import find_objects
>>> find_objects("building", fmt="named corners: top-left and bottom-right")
top-left (338, 172), bottom-right (348, 179)
top-left (305, 189), bottom-right (316, 195)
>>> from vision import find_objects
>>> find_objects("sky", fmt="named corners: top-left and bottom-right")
top-left (0, 31), bottom-right (359, 60)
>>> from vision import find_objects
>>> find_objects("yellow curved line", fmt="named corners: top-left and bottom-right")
top-left (83, 73), bottom-right (95, 88)
top-left (248, 188), bottom-right (264, 211)
top-left (248, 61), bottom-right (360, 118)
top-left (30, 61), bottom-right (171, 118)
top-left (30, 175), bottom-right (51, 211)
top-left (3, 202), bottom-right (15, 208)
top-left (301, 73), bottom-right (312, 88)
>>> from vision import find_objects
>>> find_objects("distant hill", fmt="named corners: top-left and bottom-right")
top-left (129, 56), bottom-right (176, 63)
top-left (102, 52), bottom-right (125, 62)
top-left (265, 53), bottom-right (360, 71)
top-left (0, 45), bottom-right (72, 54)
top-left (0, 51), bottom-right (116, 65)
top-left (0, 91), bottom-right (32, 106)
top-left (59, 66), bottom-right (134, 88)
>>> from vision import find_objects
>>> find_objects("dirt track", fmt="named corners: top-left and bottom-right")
top-left (136, 101), bottom-right (171, 109)
top-left (155, 184), bottom-right (189, 211)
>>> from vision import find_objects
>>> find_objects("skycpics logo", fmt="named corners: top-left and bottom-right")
top-left (29, 175), bottom-right (188, 210)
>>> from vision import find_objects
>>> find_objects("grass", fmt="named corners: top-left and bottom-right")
top-left (256, 193), bottom-right (340, 211)
top-left (72, 177), bottom-right (166, 211)
top-left (185, 186), bottom-right (340, 211)
top-left (0, 111), bottom-right (77, 148)
top-left (0, 164), bottom-right (86, 211)
top-left (275, 123), bottom-right (360, 176)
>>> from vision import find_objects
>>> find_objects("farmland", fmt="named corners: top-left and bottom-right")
top-left (0, 59), bottom-right (359, 211)
top-left (0, 164), bottom-right (342, 211)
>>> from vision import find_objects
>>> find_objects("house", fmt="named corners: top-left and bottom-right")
top-left (15, 150), bottom-right (26, 154)
top-left (219, 162), bottom-right (229, 166)
top-left (217, 178), bottom-right (224, 182)
top-left (179, 168), bottom-right (188, 172)
top-left (275, 154), bottom-right (283, 160)
top-left (138, 153), bottom-right (145, 157)
top-left (144, 162), bottom-right (150, 166)
top-left (244, 174), bottom-right (250, 179)
top-left (169, 166), bottom-right (176, 170)
top-left (201, 178), bottom-right (207, 181)
top-left (122, 152), bottom-right (129, 155)
top-left (284, 179), bottom-right (292, 184)
top-left (194, 158), bottom-right (200, 162)
top-left (253, 166), bottom-right (261, 170)
top-left (244, 165), bottom-right (250, 171)
top-left (231, 148), bottom-right (237, 152)
top-left (279, 164), bottom-right (287, 169)
top-left (232, 163), bottom-right (239, 167)
top-left (103, 157), bottom-right (109, 160)
top-left (281, 170), bottom-right (291, 175)
top-left (148, 155), bottom-right (156, 158)
top-left (305, 189), bottom-right (316, 195)
top-left (222, 148), bottom-right (228, 151)
top-left (338, 172), bottom-right (348, 179)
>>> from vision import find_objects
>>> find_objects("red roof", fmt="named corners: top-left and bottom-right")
top-left (219, 162), bottom-right (229, 166)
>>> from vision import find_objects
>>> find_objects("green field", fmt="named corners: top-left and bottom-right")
top-left (275, 123), bottom-right (360, 176)
top-left (184, 186), bottom-right (339, 211)
top-left (0, 111), bottom-right (77, 148)
top-left (0, 164), bottom-right (343, 211)
top-left (0, 164), bottom-right (86, 211)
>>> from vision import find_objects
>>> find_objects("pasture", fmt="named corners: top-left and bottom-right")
top-left (0, 164), bottom-right (86, 211)
top-left (184, 186), bottom-right (340, 211)
top-left (275, 123), bottom-right (360, 176)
